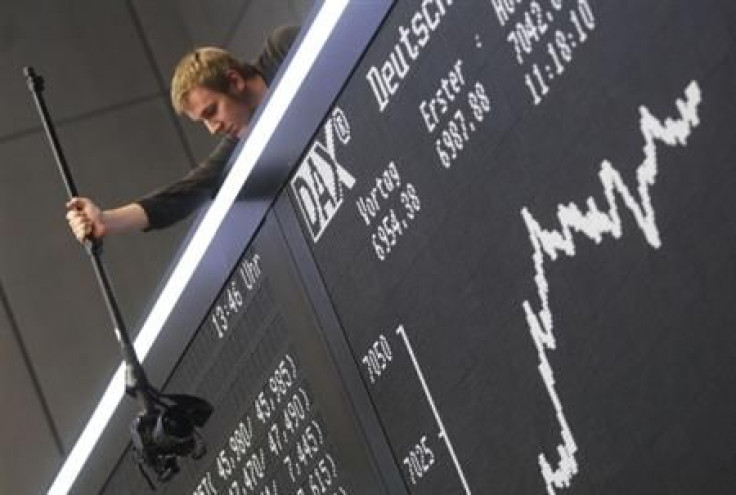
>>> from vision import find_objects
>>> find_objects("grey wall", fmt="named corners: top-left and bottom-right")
top-left (0, 1), bottom-right (313, 493)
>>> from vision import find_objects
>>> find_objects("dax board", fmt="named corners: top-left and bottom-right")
top-left (98, 1), bottom-right (736, 494)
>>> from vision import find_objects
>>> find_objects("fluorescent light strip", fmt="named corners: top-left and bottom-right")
top-left (47, 2), bottom-right (348, 493)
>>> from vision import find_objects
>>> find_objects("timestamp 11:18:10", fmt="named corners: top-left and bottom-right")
top-left (524, 0), bottom-right (596, 105)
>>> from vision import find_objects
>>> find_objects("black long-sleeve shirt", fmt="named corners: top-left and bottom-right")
top-left (136, 25), bottom-right (299, 230)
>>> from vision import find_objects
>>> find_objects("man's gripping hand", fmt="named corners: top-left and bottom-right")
top-left (66, 197), bottom-right (106, 242)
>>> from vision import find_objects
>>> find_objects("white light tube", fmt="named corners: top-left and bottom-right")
top-left (47, 2), bottom-right (348, 493)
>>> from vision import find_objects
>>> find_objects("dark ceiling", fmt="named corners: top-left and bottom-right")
top-left (0, 0), bottom-right (312, 493)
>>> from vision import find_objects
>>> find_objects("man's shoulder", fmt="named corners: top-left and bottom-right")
top-left (255, 25), bottom-right (300, 85)
top-left (210, 136), bottom-right (239, 161)
top-left (266, 25), bottom-right (300, 51)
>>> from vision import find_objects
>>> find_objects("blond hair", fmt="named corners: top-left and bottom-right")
top-left (170, 47), bottom-right (257, 114)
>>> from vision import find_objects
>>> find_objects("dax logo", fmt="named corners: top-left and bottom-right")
top-left (291, 107), bottom-right (355, 243)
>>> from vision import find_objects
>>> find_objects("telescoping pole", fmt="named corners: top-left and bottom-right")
top-left (24, 66), bottom-right (212, 487)
top-left (23, 66), bottom-right (154, 410)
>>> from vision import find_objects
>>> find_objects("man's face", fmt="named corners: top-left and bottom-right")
top-left (182, 73), bottom-right (257, 138)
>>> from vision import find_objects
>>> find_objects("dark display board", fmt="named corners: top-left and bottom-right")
top-left (286, 0), bottom-right (736, 494)
top-left (100, 211), bottom-right (390, 495)
top-left (94, 1), bottom-right (736, 494)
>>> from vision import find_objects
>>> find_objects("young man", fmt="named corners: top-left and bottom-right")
top-left (66, 26), bottom-right (299, 242)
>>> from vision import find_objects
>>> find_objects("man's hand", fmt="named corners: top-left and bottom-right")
top-left (66, 197), bottom-right (106, 242)
top-left (65, 200), bottom-right (149, 242)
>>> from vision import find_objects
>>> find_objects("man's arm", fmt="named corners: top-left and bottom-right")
top-left (66, 198), bottom-right (149, 242)
top-left (65, 135), bottom-right (235, 242)
top-left (135, 136), bottom-right (236, 231)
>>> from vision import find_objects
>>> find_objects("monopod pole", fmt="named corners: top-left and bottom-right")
top-left (23, 66), bottom-right (154, 412)
top-left (24, 66), bottom-right (212, 485)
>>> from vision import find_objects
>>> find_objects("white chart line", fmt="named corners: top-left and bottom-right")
top-left (396, 325), bottom-right (472, 494)
top-left (520, 81), bottom-right (702, 494)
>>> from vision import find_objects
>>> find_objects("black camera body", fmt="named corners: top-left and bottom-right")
top-left (130, 392), bottom-right (213, 486)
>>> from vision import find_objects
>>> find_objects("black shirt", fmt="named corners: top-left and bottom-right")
top-left (136, 25), bottom-right (299, 230)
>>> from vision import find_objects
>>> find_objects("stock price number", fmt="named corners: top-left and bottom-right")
top-left (256, 386), bottom-right (310, 433)
top-left (254, 355), bottom-right (299, 424)
top-left (402, 435), bottom-right (436, 486)
top-left (371, 184), bottom-right (421, 262)
top-left (435, 82), bottom-right (492, 169)
top-left (283, 422), bottom-right (325, 481)
top-left (294, 454), bottom-right (344, 495)
top-left (217, 448), bottom-right (267, 494)
top-left (361, 334), bottom-right (393, 385)
top-left (266, 389), bottom-right (314, 457)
